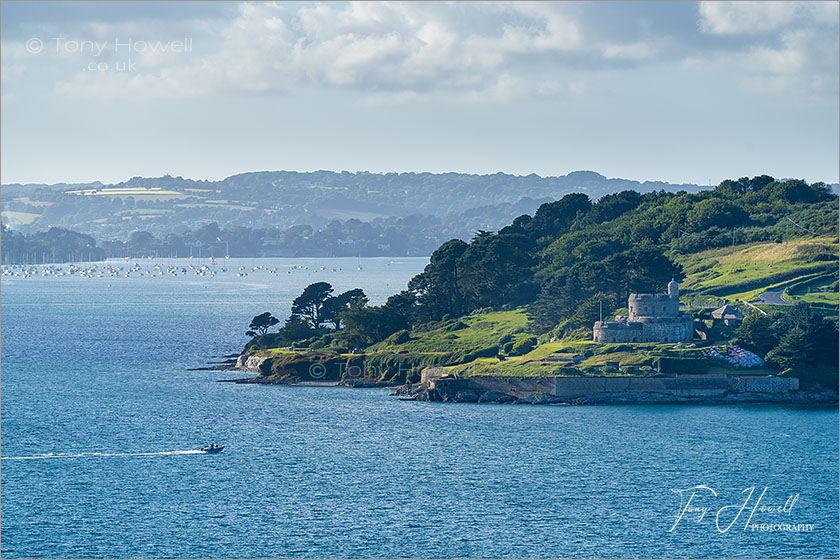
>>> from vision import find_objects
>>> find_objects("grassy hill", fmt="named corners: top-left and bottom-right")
top-left (678, 237), bottom-right (838, 309)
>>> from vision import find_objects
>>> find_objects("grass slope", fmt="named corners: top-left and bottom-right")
top-left (678, 237), bottom-right (838, 304)
top-left (370, 308), bottom-right (529, 355)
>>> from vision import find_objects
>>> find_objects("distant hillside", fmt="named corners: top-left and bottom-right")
top-left (1, 170), bottom-right (705, 243)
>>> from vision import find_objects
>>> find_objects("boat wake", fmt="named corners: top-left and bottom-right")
top-left (1, 449), bottom-right (205, 460)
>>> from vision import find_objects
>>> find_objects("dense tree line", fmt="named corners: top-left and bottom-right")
top-left (735, 304), bottom-right (838, 383)
top-left (0, 225), bottom-right (105, 264)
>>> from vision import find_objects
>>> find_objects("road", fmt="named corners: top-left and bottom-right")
top-left (758, 290), bottom-right (792, 306)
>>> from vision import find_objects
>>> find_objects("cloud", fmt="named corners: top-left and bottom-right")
top-left (43, 1), bottom-right (647, 101)
top-left (738, 27), bottom-right (839, 98)
top-left (695, 2), bottom-right (838, 98)
top-left (5, 1), bottom-right (838, 103)
top-left (698, 1), bottom-right (838, 35)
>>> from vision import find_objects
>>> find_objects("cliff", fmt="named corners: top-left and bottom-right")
top-left (235, 354), bottom-right (271, 372)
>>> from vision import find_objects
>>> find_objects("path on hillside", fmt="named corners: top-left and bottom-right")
top-left (758, 290), bottom-right (792, 306)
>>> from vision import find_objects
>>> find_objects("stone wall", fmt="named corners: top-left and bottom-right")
top-left (593, 315), bottom-right (693, 343)
top-left (629, 293), bottom-right (678, 320)
top-left (634, 316), bottom-right (694, 342)
top-left (593, 321), bottom-right (643, 343)
top-left (421, 374), bottom-right (803, 404)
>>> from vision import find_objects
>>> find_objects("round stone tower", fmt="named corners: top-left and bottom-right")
top-left (668, 279), bottom-right (679, 299)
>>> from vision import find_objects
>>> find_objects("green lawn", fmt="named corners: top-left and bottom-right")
top-left (369, 308), bottom-right (530, 355)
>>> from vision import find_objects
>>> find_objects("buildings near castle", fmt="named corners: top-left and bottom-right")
top-left (710, 303), bottom-right (743, 326)
top-left (593, 280), bottom-right (694, 343)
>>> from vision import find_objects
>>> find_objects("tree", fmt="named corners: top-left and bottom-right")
top-left (276, 318), bottom-right (316, 342)
top-left (456, 232), bottom-right (537, 309)
top-left (290, 282), bottom-right (334, 328)
top-left (588, 190), bottom-right (642, 224)
top-left (568, 292), bottom-right (616, 329)
top-left (526, 193), bottom-right (592, 243)
top-left (339, 304), bottom-right (401, 345)
top-left (338, 291), bottom-right (416, 345)
top-left (409, 239), bottom-right (469, 323)
top-left (686, 199), bottom-right (749, 231)
top-left (382, 290), bottom-right (417, 330)
top-left (735, 313), bottom-right (777, 356)
top-left (322, 288), bottom-right (368, 329)
top-left (246, 312), bottom-right (279, 337)
top-left (766, 326), bottom-right (813, 371)
top-left (128, 230), bottom-right (155, 250)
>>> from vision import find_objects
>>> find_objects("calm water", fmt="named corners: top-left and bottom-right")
top-left (2, 257), bottom-right (838, 559)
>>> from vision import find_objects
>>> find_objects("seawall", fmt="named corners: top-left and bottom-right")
top-left (411, 374), bottom-right (837, 404)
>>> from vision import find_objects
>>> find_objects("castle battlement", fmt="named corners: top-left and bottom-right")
top-left (594, 280), bottom-right (692, 343)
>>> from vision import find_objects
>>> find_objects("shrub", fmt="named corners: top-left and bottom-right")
top-left (460, 345), bottom-right (500, 362)
top-left (386, 329), bottom-right (411, 345)
top-left (502, 341), bottom-right (515, 354)
top-left (498, 334), bottom-right (513, 346)
top-left (258, 358), bottom-right (274, 377)
top-left (510, 336), bottom-right (537, 356)
top-left (308, 335), bottom-right (332, 350)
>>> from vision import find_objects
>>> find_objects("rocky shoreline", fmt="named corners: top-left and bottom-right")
top-left (205, 354), bottom-right (838, 405)
top-left (394, 383), bottom-right (838, 405)
top-left (217, 375), bottom-right (401, 389)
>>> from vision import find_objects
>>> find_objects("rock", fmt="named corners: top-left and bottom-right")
top-left (445, 390), bottom-right (479, 403)
top-left (514, 393), bottom-right (564, 405)
top-left (235, 354), bottom-right (271, 372)
top-left (414, 388), bottom-right (442, 402)
top-left (392, 384), bottom-right (422, 397)
top-left (339, 378), bottom-right (400, 388)
top-left (478, 391), bottom-right (516, 404)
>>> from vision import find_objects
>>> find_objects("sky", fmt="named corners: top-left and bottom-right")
top-left (1, 1), bottom-right (838, 186)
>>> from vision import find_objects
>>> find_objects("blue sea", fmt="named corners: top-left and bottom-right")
top-left (2, 257), bottom-right (838, 558)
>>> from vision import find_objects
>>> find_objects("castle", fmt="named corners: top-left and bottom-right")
top-left (593, 280), bottom-right (693, 343)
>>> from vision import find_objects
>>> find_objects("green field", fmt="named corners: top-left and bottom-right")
top-left (678, 237), bottom-right (838, 303)
top-left (118, 209), bottom-right (173, 216)
top-left (1, 211), bottom-right (40, 225)
top-left (174, 203), bottom-right (258, 211)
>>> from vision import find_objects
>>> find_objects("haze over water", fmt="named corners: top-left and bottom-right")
top-left (2, 257), bottom-right (837, 558)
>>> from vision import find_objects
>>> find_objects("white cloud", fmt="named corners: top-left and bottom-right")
top-left (738, 27), bottom-right (839, 98)
top-left (5, 1), bottom-right (836, 103)
top-left (693, 2), bottom-right (839, 99)
top-left (602, 41), bottom-right (659, 61)
top-left (44, 1), bottom-right (631, 101)
top-left (698, 1), bottom-right (838, 35)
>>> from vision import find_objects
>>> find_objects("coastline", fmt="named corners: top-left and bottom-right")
top-left (213, 357), bottom-right (838, 405)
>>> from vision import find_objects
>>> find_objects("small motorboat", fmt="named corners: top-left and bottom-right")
top-left (200, 444), bottom-right (225, 454)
